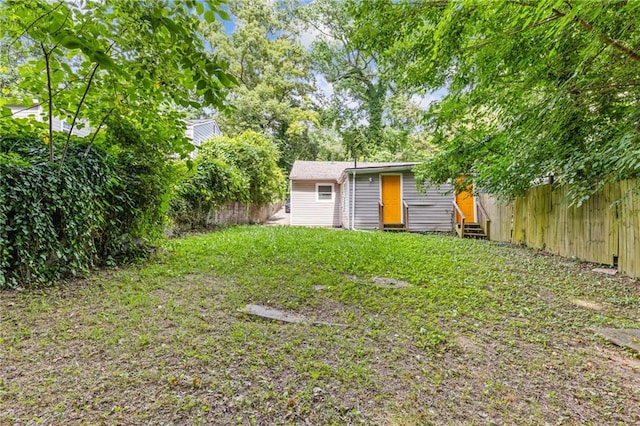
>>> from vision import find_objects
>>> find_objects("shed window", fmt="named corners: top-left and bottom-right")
top-left (316, 184), bottom-right (334, 202)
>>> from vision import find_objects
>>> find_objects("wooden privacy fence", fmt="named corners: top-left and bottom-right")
top-left (480, 179), bottom-right (640, 279)
top-left (172, 201), bottom-right (283, 233)
top-left (206, 201), bottom-right (283, 226)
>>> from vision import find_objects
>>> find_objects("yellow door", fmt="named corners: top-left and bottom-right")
top-left (381, 175), bottom-right (402, 224)
top-left (455, 177), bottom-right (475, 222)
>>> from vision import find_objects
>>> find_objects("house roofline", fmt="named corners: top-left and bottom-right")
top-left (338, 163), bottom-right (418, 183)
top-left (289, 177), bottom-right (340, 182)
top-left (343, 163), bottom-right (418, 172)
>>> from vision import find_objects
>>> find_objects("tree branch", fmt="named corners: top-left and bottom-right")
top-left (552, 7), bottom-right (640, 62)
top-left (58, 62), bottom-right (99, 174)
top-left (40, 42), bottom-right (54, 163)
top-left (59, 39), bottom-right (117, 171)
top-left (9, 1), bottom-right (65, 47)
top-left (464, 13), bottom-right (563, 51)
top-left (84, 106), bottom-right (115, 157)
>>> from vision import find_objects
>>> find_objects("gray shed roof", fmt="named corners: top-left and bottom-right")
top-left (343, 163), bottom-right (419, 173)
top-left (289, 160), bottom-right (419, 182)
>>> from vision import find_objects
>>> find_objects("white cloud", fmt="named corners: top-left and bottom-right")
top-left (410, 88), bottom-right (447, 110)
top-left (315, 74), bottom-right (334, 99)
top-left (298, 28), bottom-right (318, 49)
top-left (296, 20), bottom-right (334, 50)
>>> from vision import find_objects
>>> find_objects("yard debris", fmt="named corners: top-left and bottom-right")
top-left (591, 328), bottom-right (640, 353)
top-left (571, 299), bottom-right (607, 311)
top-left (371, 277), bottom-right (410, 288)
top-left (313, 285), bottom-right (325, 291)
top-left (344, 273), bottom-right (359, 282)
top-left (239, 304), bottom-right (307, 324)
top-left (592, 267), bottom-right (618, 275)
top-left (238, 304), bottom-right (345, 327)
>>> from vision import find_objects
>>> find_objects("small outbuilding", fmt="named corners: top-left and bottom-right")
top-left (288, 160), bottom-right (456, 232)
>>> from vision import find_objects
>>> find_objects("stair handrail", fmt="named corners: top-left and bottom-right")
top-left (452, 200), bottom-right (466, 238)
top-left (378, 199), bottom-right (384, 230)
top-left (403, 200), bottom-right (409, 231)
top-left (475, 199), bottom-right (491, 240)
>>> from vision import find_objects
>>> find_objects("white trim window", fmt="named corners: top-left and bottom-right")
top-left (316, 183), bottom-right (334, 202)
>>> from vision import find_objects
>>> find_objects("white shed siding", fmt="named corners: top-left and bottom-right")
top-left (191, 121), bottom-right (221, 145)
top-left (51, 117), bottom-right (91, 137)
top-left (9, 105), bottom-right (90, 137)
top-left (290, 180), bottom-right (342, 227)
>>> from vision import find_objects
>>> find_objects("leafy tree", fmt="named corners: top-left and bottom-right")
top-left (297, 0), bottom-right (385, 160)
top-left (354, 0), bottom-right (640, 203)
top-left (0, 0), bottom-right (238, 286)
top-left (0, 38), bottom-right (25, 96)
top-left (203, 0), bottom-right (320, 171)
top-left (296, 0), bottom-right (432, 163)
top-left (171, 130), bottom-right (286, 228)
top-left (0, 0), bottom-right (236, 164)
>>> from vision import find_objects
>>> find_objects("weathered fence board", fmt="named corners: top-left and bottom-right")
top-left (618, 181), bottom-right (640, 278)
top-left (172, 202), bottom-right (283, 233)
top-left (481, 195), bottom-right (513, 242)
top-left (481, 179), bottom-right (640, 279)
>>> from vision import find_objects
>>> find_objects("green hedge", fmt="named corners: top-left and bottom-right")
top-left (0, 131), bottom-right (171, 289)
top-left (170, 131), bottom-right (286, 229)
top-left (1, 136), bottom-right (109, 287)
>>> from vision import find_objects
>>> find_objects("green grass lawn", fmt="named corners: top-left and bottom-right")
top-left (1, 226), bottom-right (639, 424)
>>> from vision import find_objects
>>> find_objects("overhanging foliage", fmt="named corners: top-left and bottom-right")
top-left (354, 0), bottom-right (640, 203)
top-left (171, 131), bottom-right (286, 229)
top-left (0, 0), bottom-right (236, 163)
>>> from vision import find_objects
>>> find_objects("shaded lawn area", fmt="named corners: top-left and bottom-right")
top-left (1, 226), bottom-right (639, 424)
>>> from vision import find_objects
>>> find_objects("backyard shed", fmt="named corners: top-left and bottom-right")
top-left (289, 160), bottom-right (455, 232)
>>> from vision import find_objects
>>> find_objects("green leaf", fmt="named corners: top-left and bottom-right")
top-left (217, 9), bottom-right (230, 21)
top-left (204, 10), bottom-right (215, 23)
top-left (60, 36), bottom-right (83, 50)
top-left (89, 51), bottom-right (115, 69)
top-left (215, 72), bottom-right (232, 86)
top-left (162, 17), bottom-right (181, 35)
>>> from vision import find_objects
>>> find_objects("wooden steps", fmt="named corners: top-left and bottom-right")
top-left (383, 223), bottom-right (407, 232)
top-left (458, 222), bottom-right (487, 239)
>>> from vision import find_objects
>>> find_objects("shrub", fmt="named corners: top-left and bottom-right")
top-left (170, 158), bottom-right (250, 229)
top-left (170, 131), bottom-right (286, 229)
top-left (0, 121), bottom-right (177, 288)
top-left (0, 134), bottom-right (113, 288)
top-left (199, 131), bottom-right (286, 206)
top-left (95, 120), bottom-right (177, 263)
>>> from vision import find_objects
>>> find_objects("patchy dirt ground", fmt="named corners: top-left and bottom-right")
top-left (1, 227), bottom-right (639, 424)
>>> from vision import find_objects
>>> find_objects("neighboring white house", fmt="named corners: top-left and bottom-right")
top-left (185, 119), bottom-right (222, 146)
top-left (185, 118), bottom-right (222, 158)
top-left (289, 160), bottom-right (455, 232)
top-left (7, 103), bottom-right (91, 137)
top-left (6, 105), bottom-right (222, 154)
